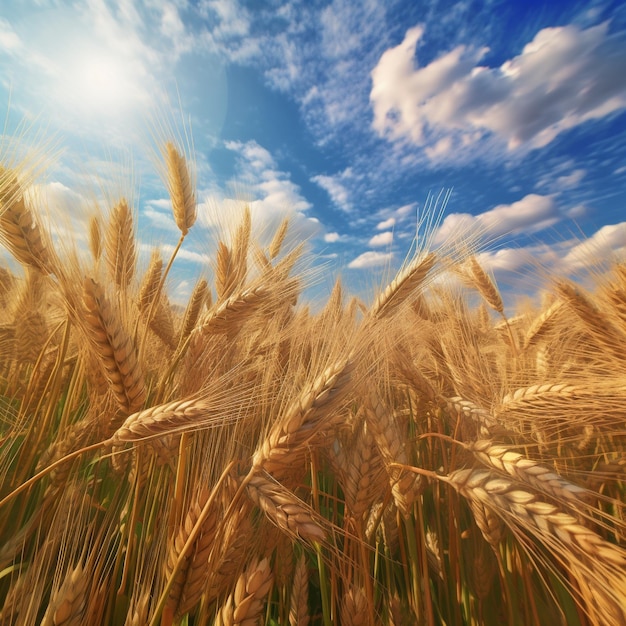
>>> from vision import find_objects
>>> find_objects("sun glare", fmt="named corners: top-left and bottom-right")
top-left (68, 53), bottom-right (138, 119)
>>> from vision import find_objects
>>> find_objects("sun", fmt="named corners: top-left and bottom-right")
top-left (67, 51), bottom-right (142, 120)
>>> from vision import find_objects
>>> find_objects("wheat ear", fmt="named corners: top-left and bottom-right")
top-left (88, 214), bottom-right (102, 262)
top-left (178, 278), bottom-right (209, 345)
top-left (138, 249), bottom-right (163, 313)
top-left (445, 468), bottom-right (626, 625)
top-left (198, 285), bottom-right (269, 336)
top-left (340, 586), bottom-right (368, 626)
top-left (523, 300), bottom-right (564, 349)
top-left (214, 557), bottom-right (274, 626)
top-left (166, 141), bottom-right (196, 236)
top-left (40, 563), bottom-right (88, 626)
top-left (446, 468), bottom-right (626, 569)
top-left (163, 488), bottom-right (219, 622)
top-left (104, 198), bottom-right (136, 289)
top-left (83, 277), bottom-right (145, 413)
top-left (371, 252), bottom-right (437, 319)
top-left (269, 217), bottom-right (290, 260)
top-left (365, 392), bottom-right (422, 517)
top-left (0, 165), bottom-right (55, 273)
top-left (109, 396), bottom-right (234, 446)
top-left (556, 280), bottom-right (626, 360)
top-left (289, 553), bottom-right (310, 626)
top-left (469, 440), bottom-right (591, 505)
top-left (246, 473), bottom-right (326, 543)
top-left (252, 356), bottom-right (354, 475)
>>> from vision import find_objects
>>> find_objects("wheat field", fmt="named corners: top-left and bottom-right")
top-left (0, 139), bottom-right (625, 626)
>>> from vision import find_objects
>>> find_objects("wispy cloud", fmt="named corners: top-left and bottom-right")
top-left (370, 21), bottom-right (626, 158)
top-left (311, 167), bottom-right (354, 212)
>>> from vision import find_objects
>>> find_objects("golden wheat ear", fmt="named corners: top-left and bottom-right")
top-left (0, 166), bottom-right (56, 274)
top-left (165, 141), bottom-right (196, 236)
top-left (104, 198), bottom-right (137, 290)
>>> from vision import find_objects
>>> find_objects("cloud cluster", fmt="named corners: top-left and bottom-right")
top-left (371, 21), bottom-right (626, 157)
top-left (199, 140), bottom-right (320, 247)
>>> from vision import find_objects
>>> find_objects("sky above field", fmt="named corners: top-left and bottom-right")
top-left (1, 0), bottom-right (626, 304)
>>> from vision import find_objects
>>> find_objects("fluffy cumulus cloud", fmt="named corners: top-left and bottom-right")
top-left (369, 231), bottom-right (393, 247)
top-left (376, 217), bottom-right (396, 230)
top-left (371, 21), bottom-right (626, 157)
top-left (200, 140), bottom-right (320, 247)
top-left (562, 222), bottom-right (626, 270)
top-left (348, 250), bottom-right (393, 269)
top-left (433, 194), bottom-right (559, 244)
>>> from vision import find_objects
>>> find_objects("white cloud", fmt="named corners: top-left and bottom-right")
top-left (143, 203), bottom-right (179, 233)
top-left (0, 18), bottom-right (21, 52)
top-left (433, 194), bottom-right (558, 244)
top-left (469, 222), bottom-right (626, 281)
top-left (556, 169), bottom-right (586, 190)
top-left (396, 203), bottom-right (417, 218)
top-left (202, 140), bottom-right (320, 246)
top-left (369, 231), bottom-right (393, 247)
top-left (376, 217), bottom-right (396, 230)
top-left (311, 167), bottom-right (354, 212)
top-left (370, 21), bottom-right (626, 156)
top-left (324, 232), bottom-right (341, 243)
top-left (348, 250), bottom-right (393, 269)
top-left (562, 222), bottom-right (626, 270)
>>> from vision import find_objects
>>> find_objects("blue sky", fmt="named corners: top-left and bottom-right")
top-left (1, 0), bottom-right (625, 305)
